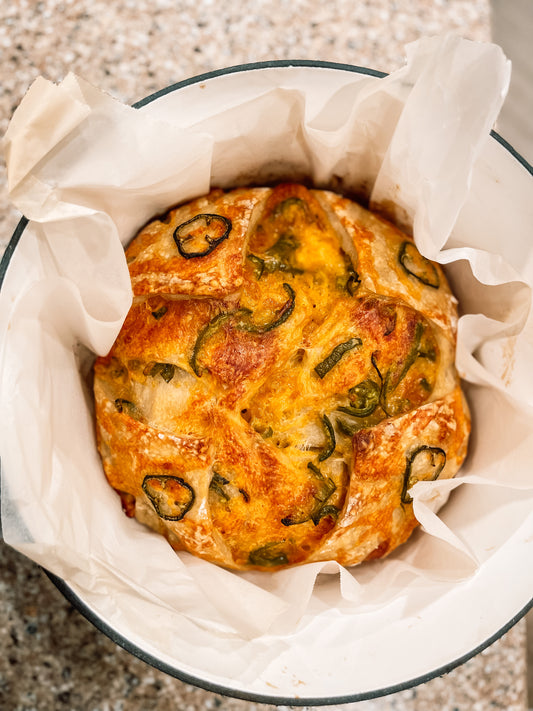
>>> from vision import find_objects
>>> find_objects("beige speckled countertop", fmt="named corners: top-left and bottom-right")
top-left (0, 2), bottom-right (529, 710)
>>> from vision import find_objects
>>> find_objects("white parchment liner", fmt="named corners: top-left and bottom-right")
top-left (1, 35), bottom-right (533, 684)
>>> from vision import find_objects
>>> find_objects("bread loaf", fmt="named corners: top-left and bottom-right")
top-left (94, 183), bottom-right (470, 570)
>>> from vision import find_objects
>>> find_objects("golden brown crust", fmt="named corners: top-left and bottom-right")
top-left (318, 191), bottom-right (458, 343)
top-left (307, 386), bottom-right (469, 565)
top-left (127, 187), bottom-right (269, 298)
top-left (94, 184), bottom-right (470, 571)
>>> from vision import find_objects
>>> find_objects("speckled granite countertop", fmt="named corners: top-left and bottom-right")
top-left (0, 2), bottom-right (529, 710)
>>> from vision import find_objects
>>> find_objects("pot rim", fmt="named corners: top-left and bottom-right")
top-left (2, 59), bottom-right (532, 706)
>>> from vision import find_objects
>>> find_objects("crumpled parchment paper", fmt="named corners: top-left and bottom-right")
top-left (1, 35), bottom-right (532, 673)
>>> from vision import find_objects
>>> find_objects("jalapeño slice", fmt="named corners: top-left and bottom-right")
top-left (314, 337), bottom-right (362, 379)
top-left (190, 309), bottom-right (251, 377)
top-left (342, 378), bottom-right (381, 418)
top-left (240, 283), bottom-right (296, 334)
top-left (114, 398), bottom-right (142, 420)
top-left (401, 446), bottom-right (446, 504)
top-left (281, 462), bottom-right (337, 527)
top-left (143, 362), bottom-right (176, 383)
top-left (318, 414), bottom-right (336, 462)
top-left (151, 305), bottom-right (168, 320)
top-left (271, 196), bottom-right (310, 219)
top-left (174, 213), bottom-right (231, 259)
top-left (248, 232), bottom-right (303, 278)
top-left (249, 541), bottom-right (289, 567)
top-left (209, 471), bottom-right (230, 502)
top-left (246, 253), bottom-right (265, 279)
top-left (399, 241), bottom-right (440, 289)
top-left (190, 286), bottom-right (296, 376)
top-left (142, 474), bottom-right (195, 521)
top-left (338, 251), bottom-right (361, 296)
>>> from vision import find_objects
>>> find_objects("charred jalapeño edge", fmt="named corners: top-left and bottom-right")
top-left (142, 474), bottom-right (196, 521)
top-left (174, 213), bottom-right (232, 259)
top-left (401, 445), bottom-right (446, 504)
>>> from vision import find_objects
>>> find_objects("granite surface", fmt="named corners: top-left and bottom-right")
top-left (0, 1), bottom-right (529, 710)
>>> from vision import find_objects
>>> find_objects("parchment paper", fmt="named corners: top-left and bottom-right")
top-left (1, 34), bottom-right (533, 665)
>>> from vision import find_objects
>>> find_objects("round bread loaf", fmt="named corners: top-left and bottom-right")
top-left (94, 183), bottom-right (470, 571)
